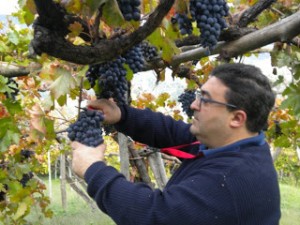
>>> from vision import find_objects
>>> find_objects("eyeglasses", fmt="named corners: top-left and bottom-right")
top-left (195, 90), bottom-right (238, 109)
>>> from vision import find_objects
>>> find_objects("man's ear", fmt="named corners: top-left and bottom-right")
top-left (230, 110), bottom-right (247, 128)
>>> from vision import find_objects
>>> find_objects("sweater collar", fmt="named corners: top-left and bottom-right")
top-left (199, 131), bottom-right (266, 157)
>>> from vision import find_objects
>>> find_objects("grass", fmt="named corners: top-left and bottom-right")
top-left (26, 179), bottom-right (115, 225)
top-left (280, 183), bottom-right (300, 225)
top-left (26, 179), bottom-right (300, 225)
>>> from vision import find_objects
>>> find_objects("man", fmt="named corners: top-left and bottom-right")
top-left (71, 63), bottom-right (280, 225)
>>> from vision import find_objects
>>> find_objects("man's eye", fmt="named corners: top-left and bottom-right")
top-left (201, 98), bottom-right (209, 103)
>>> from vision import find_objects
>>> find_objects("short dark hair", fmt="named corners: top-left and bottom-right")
top-left (211, 63), bottom-right (275, 132)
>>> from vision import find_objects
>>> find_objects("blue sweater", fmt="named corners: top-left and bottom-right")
top-left (84, 106), bottom-right (281, 225)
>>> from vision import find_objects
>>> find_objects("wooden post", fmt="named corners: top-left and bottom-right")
top-left (296, 146), bottom-right (300, 161)
top-left (271, 147), bottom-right (282, 162)
top-left (148, 152), bottom-right (168, 190)
top-left (118, 133), bottom-right (130, 180)
top-left (47, 151), bottom-right (52, 199)
top-left (128, 144), bottom-right (154, 189)
top-left (60, 153), bottom-right (67, 210)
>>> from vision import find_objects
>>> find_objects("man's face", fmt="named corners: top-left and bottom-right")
top-left (190, 76), bottom-right (233, 147)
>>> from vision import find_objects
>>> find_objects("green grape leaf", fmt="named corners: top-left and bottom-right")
top-left (12, 202), bottom-right (28, 220)
top-left (57, 94), bottom-right (67, 107)
top-left (102, 0), bottom-right (125, 27)
top-left (7, 30), bottom-right (20, 45)
top-left (148, 28), bottom-right (179, 63)
top-left (44, 118), bottom-right (56, 139)
top-left (2, 100), bottom-right (22, 115)
top-left (281, 83), bottom-right (300, 117)
top-left (49, 67), bottom-right (77, 99)
top-left (124, 64), bottom-right (134, 81)
top-left (86, 0), bottom-right (107, 14)
top-left (276, 52), bottom-right (292, 68)
top-left (0, 117), bottom-right (20, 152)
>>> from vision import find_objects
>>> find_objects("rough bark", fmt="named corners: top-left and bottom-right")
top-left (65, 175), bottom-right (97, 210)
top-left (271, 147), bottom-right (282, 162)
top-left (118, 132), bottom-right (130, 180)
top-left (148, 153), bottom-right (168, 190)
top-left (31, 0), bottom-right (175, 65)
top-left (171, 11), bottom-right (300, 65)
top-left (237, 0), bottom-right (277, 27)
top-left (0, 62), bottom-right (41, 78)
top-left (128, 143), bottom-right (154, 189)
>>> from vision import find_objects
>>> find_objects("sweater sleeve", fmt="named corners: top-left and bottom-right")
top-left (84, 161), bottom-right (236, 225)
top-left (114, 105), bottom-right (195, 148)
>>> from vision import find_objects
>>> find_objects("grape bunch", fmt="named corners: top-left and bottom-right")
top-left (117, 0), bottom-right (141, 21)
top-left (86, 43), bottom-right (150, 105)
top-left (20, 149), bottom-right (35, 159)
top-left (171, 13), bottom-right (193, 35)
top-left (20, 172), bottom-right (34, 187)
top-left (4, 78), bottom-right (19, 100)
top-left (85, 64), bottom-right (100, 88)
top-left (140, 41), bottom-right (159, 62)
top-left (86, 57), bottom-right (129, 105)
top-left (178, 89), bottom-right (196, 118)
top-left (97, 57), bottom-right (128, 105)
top-left (67, 109), bottom-right (104, 147)
top-left (123, 45), bottom-right (144, 73)
top-left (190, 0), bottom-right (229, 50)
top-left (0, 162), bottom-right (6, 201)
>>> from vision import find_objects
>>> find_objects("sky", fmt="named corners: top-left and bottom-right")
top-left (0, 0), bottom-right (19, 15)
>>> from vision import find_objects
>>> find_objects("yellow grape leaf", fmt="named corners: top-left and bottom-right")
top-left (64, 0), bottom-right (82, 14)
top-left (167, 100), bottom-right (177, 108)
top-left (49, 67), bottom-right (77, 99)
top-left (175, 0), bottom-right (189, 14)
top-left (148, 28), bottom-right (180, 63)
top-left (68, 21), bottom-right (84, 38)
top-left (29, 104), bottom-right (46, 134)
top-left (156, 92), bottom-right (170, 107)
top-left (13, 202), bottom-right (28, 220)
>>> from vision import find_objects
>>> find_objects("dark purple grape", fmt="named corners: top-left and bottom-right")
top-left (20, 149), bottom-right (35, 159)
top-left (20, 172), bottom-right (33, 187)
top-left (178, 89), bottom-right (196, 118)
top-left (67, 109), bottom-right (104, 147)
top-left (172, 13), bottom-right (193, 35)
top-left (190, 0), bottom-right (229, 50)
top-left (4, 78), bottom-right (19, 100)
top-left (140, 41), bottom-right (159, 62)
top-left (117, 0), bottom-right (141, 21)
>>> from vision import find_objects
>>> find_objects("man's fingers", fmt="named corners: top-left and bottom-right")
top-left (87, 99), bottom-right (108, 109)
top-left (88, 99), bottom-right (116, 110)
top-left (71, 141), bottom-right (85, 149)
top-left (71, 141), bottom-right (106, 151)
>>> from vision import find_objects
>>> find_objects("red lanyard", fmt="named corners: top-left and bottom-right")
top-left (160, 141), bottom-right (203, 159)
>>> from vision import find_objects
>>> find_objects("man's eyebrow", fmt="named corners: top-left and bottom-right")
top-left (200, 89), bottom-right (212, 98)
